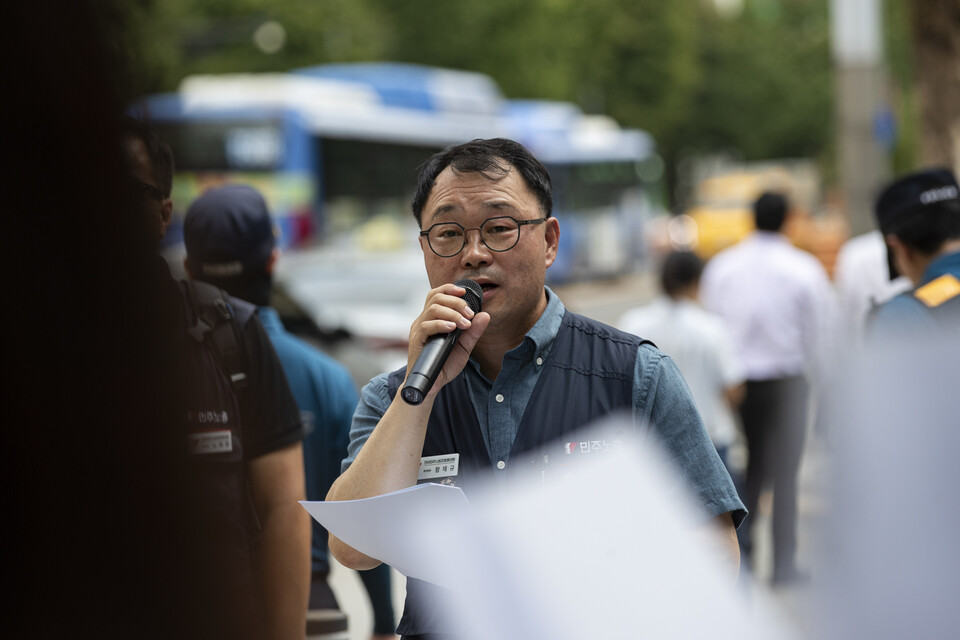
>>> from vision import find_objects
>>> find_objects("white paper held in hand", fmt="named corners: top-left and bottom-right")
top-left (300, 483), bottom-right (470, 588)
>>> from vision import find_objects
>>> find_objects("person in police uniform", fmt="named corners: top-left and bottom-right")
top-left (868, 168), bottom-right (960, 336)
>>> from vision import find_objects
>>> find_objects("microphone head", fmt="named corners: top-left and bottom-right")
top-left (455, 279), bottom-right (483, 314)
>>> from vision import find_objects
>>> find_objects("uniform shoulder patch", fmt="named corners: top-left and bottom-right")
top-left (914, 273), bottom-right (960, 308)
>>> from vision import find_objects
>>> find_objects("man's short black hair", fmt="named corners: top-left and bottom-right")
top-left (411, 138), bottom-right (553, 226)
top-left (120, 115), bottom-right (174, 198)
top-left (753, 192), bottom-right (788, 232)
top-left (876, 168), bottom-right (960, 256)
top-left (660, 250), bottom-right (704, 298)
top-left (884, 200), bottom-right (960, 255)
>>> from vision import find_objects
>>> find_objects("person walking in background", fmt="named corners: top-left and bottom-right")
top-left (618, 250), bottom-right (745, 485)
top-left (700, 191), bottom-right (835, 586)
top-left (183, 183), bottom-right (398, 639)
top-left (867, 167), bottom-right (960, 336)
top-left (833, 230), bottom-right (911, 342)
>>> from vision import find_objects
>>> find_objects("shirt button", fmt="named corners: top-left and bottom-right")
top-left (536, 357), bottom-right (543, 366)
top-left (495, 394), bottom-right (504, 403)
top-left (497, 460), bottom-right (506, 470)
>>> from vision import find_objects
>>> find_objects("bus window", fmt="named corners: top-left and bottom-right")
top-left (547, 161), bottom-right (654, 282)
top-left (318, 138), bottom-right (441, 249)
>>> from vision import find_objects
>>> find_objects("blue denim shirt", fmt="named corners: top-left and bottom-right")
top-left (343, 287), bottom-right (745, 524)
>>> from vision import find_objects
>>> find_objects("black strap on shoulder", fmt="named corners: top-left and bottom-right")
top-left (182, 279), bottom-right (249, 391)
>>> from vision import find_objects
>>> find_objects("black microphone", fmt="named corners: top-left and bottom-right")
top-left (401, 279), bottom-right (483, 406)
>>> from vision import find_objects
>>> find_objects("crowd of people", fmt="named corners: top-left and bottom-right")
top-left (118, 119), bottom-right (960, 639)
top-left (180, 181), bottom-right (399, 639)
top-left (10, 3), bottom-right (958, 638)
top-left (11, 29), bottom-right (957, 632)
top-left (617, 167), bottom-right (960, 591)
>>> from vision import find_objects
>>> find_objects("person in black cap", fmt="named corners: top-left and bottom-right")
top-left (121, 119), bottom-right (311, 639)
top-left (869, 167), bottom-right (960, 335)
top-left (184, 184), bottom-right (399, 640)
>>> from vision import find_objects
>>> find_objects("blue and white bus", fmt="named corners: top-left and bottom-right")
top-left (133, 62), bottom-right (662, 284)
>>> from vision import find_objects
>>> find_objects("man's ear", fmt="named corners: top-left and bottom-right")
top-left (265, 248), bottom-right (280, 274)
top-left (158, 198), bottom-right (173, 238)
top-left (543, 217), bottom-right (560, 268)
top-left (885, 234), bottom-right (918, 282)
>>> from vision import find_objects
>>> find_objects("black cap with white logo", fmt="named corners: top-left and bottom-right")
top-left (875, 168), bottom-right (959, 233)
top-left (874, 168), bottom-right (959, 279)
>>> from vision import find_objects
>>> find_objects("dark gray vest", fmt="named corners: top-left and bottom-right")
top-left (386, 310), bottom-right (649, 637)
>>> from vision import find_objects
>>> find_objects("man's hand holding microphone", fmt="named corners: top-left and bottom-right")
top-left (402, 279), bottom-right (488, 405)
top-left (326, 279), bottom-right (489, 570)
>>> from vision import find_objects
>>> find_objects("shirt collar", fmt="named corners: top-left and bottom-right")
top-left (255, 305), bottom-right (283, 332)
top-left (526, 286), bottom-right (566, 355)
top-left (749, 230), bottom-right (787, 243)
top-left (466, 285), bottom-right (566, 377)
top-left (922, 249), bottom-right (960, 285)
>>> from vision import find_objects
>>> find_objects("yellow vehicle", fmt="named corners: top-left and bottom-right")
top-left (681, 163), bottom-right (848, 277)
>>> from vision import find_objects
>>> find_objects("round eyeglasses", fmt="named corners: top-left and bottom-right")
top-left (419, 216), bottom-right (546, 258)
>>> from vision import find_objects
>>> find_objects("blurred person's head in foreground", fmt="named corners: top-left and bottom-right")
top-left (874, 168), bottom-right (960, 284)
top-left (660, 250), bottom-right (704, 301)
top-left (183, 184), bottom-right (278, 305)
top-left (753, 191), bottom-right (789, 233)
top-left (120, 115), bottom-right (174, 246)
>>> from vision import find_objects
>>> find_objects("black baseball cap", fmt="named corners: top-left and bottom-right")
top-left (184, 184), bottom-right (277, 279)
top-left (874, 168), bottom-right (960, 278)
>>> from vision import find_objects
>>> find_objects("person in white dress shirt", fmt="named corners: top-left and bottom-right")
top-left (618, 250), bottom-right (745, 482)
top-left (700, 192), bottom-right (836, 585)
top-left (833, 230), bottom-right (911, 342)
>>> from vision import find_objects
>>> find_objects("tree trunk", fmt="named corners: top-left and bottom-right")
top-left (909, 0), bottom-right (960, 170)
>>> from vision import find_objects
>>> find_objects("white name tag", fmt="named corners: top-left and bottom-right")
top-left (418, 453), bottom-right (460, 480)
top-left (188, 430), bottom-right (233, 455)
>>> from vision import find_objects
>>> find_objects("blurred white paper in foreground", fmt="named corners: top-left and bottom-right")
top-left (305, 417), bottom-right (796, 639)
top-left (428, 420), bottom-right (795, 640)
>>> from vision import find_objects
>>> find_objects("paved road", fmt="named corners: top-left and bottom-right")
top-left (552, 270), bottom-right (660, 325)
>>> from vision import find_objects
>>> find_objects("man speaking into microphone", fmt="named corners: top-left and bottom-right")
top-left (326, 139), bottom-right (745, 639)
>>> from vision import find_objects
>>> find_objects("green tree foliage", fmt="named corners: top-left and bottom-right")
top-left (122, 0), bottom-right (922, 203)
top-left (125, 0), bottom-right (390, 97)
top-left (370, 0), bottom-right (699, 147)
top-left (675, 1), bottom-right (833, 162)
